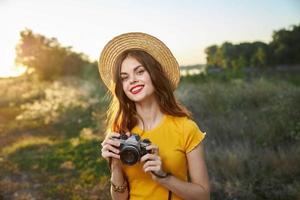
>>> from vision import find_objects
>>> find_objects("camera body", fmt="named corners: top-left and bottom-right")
top-left (113, 134), bottom-right (151, 165)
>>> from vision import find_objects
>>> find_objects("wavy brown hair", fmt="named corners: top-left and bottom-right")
top-left (106, 50), bottom-right (191, 134)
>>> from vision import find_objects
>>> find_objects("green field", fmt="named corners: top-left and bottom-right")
top-left (0, 68), bottom-right (299, 200)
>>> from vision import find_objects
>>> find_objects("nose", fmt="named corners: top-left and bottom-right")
top-left (129, 74), bottom-right (138, 84)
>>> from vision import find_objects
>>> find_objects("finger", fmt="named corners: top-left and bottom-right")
top-left (146, 144), bottom-right (159, 155)
top-left (125, 132), bottom-right (131, 137)
top-left (141, 154), bottom-right (159, 162)
top-left (102, 151), bottom-right (120, 159)
top-left (140, 154), bottom-right (152, 162)
top-left (102, 144), bottom-right (120, 154)
top-left (102, 134), bottom-right (118, 144)
top-left (103, 138), bottom-right (120, 147)
top-left (143, 160), bottom-right (161, 170)
top-left (107, 132), bottom-right (121, 138)
top-left (110, 132), bottom-right (121, 136)
top-left (144, 166), bottom-right (160, 173)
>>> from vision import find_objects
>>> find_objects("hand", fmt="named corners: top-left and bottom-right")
top-left (101, 132), bottom-right (131, 167)
top-left (101, 132), bottom-right (121, 161)
top-left (140, 144), bottom-right (166, 180)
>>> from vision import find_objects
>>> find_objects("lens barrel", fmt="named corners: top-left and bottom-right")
top-left (120, 146), bottom-right (140, 165)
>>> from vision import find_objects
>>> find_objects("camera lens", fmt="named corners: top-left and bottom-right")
top-left (120, 146), bottom-right (140, 165)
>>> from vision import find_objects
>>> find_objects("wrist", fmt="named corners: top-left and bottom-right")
top-left (110, 159), bottom-right (122, 170)
top-left (155, 172), bottom-right (172, 184)
top-left (111, 179), bottom-right (128, 193)
top-left (152, 171), bottom-right (171, 179)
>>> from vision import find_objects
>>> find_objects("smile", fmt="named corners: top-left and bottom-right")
top-left (130, 85), bottom-right (144, 94)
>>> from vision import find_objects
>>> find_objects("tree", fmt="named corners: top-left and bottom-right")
top-left (15, 29), bottom-right (93, 80)
top-left (220, 42), bottom-right (235, 68)
top-left (251, 47), bottom-right (267, 67)
top-left (270, 24), bottom-right (300, 65)
top-left (205, 45), bottom-right (218, 67)
top-left (204, 23), bottom-right (300, 68)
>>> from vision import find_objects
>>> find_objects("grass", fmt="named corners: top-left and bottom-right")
top-left (1, 134), bottom-right (110, 199)
top-left (178, 75), bottom-right (300, 146)
top-left (1, 136), bottom-right (54, 155)
top-left (178, 69), bottom-right (300, 199)
top-left (0, 69), bottom-right (299, 199)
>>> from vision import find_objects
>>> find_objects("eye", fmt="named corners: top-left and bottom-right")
top-left (121, 76), bottom-right (128, 81)
top-left (137, 69), bottom-right (145, 75)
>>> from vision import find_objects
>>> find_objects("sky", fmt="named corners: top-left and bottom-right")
top-left (0, 0), bottom-right (299, 77)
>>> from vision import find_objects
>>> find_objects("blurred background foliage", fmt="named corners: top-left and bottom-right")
top-left (0, 24), bottom-right (299, 199)
top-left (15, 29), bottom-right (100, 81)
top-left (205, 24), bottom-right (300, 69)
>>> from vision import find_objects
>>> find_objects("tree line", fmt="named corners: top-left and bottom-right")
top-left (15, 24), bottom-right (299, 81)
top-left (15, 29), bottom-right (99, 81)
top-left (205, 24), bottom-right (300, 69)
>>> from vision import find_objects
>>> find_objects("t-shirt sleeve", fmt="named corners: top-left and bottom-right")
top-left (182, 119), bottom-right (206, 153)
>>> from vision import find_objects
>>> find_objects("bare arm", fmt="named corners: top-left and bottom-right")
top-left (101, 133), bottom-right (129, 200)
top-left (110, 160), bottom-right (129, 200)
top-left (142, 143), bottom-right (210, 200)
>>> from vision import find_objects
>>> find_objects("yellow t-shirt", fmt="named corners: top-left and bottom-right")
top-left (122, 114), bottom-right (206, 200)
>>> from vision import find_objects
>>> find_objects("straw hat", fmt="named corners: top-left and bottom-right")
top-left (98, 32), bottom-right (180, 91)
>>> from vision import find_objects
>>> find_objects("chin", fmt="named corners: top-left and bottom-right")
top-left (127, 93), bottom-right (145, 102)
top-left (130, 97), bottom-right (144, 103)
top-left (126, 90), bottom-right (154, 103)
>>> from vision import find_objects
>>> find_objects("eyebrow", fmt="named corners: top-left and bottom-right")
top-left (120, 65), bottom-right (144, 75)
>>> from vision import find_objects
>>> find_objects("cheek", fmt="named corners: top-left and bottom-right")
top-left (146, 76), bottom-right (154, 89)
top-left (122, 82), bottom-right (131, 96)
top-left (122, 82), bottom-right (127, 93)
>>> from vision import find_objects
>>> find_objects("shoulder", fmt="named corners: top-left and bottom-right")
top-left (166, 115), bottom-right (199, 131)
top-left (167, 115), bottom-right (205, 139)
top-left (164, 115), bottom-right (206, 152)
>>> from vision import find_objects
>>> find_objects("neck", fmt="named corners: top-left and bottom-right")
top-left (135, 96), bottom-right (164, 131)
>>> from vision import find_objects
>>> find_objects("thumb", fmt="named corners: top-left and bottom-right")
top-left (125, 132), bottom-right (131, 137)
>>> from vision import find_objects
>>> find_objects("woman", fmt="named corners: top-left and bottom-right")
top-left (100, 32), bottom-right (210, 200)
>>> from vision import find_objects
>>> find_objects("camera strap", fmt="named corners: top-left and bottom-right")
top-left (168, 190), bottom-right (172, 200)
top-left (108, 157), bottom-right (112, 170)
top-left (151, 171), bottom-right (172, 199)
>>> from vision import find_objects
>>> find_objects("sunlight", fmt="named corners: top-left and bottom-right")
top-left (0, 65), bottom-right (27, 78)
top-left (0, 35), bottom-right (26, 78)
top-left (1, 136), bottom-right (54, 155)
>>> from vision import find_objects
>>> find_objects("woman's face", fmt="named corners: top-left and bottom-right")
top-left (120, 56), bottom-right (155, 103)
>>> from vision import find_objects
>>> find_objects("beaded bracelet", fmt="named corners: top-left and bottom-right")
top-left (111, 179), bottom-right (128, 193)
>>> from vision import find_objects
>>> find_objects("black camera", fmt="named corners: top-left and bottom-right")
top-left (112, 134), bottom-right (151, 165)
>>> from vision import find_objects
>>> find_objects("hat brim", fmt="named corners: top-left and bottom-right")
top-left (98, 32), bottom-right (180, 91)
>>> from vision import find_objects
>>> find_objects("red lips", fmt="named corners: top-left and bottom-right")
top-left (130, 84), bottom-right (144, 94)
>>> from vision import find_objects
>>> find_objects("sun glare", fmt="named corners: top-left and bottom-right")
top-left (0, 65), bottom-right (27, 78)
